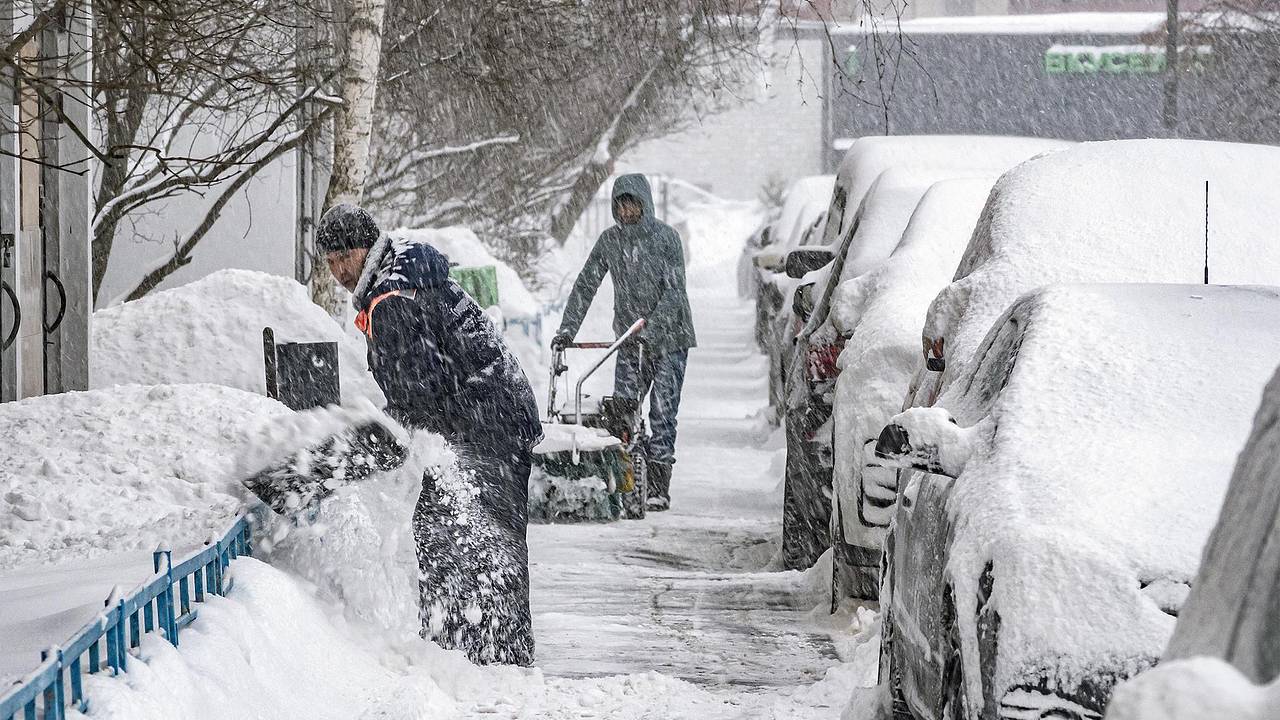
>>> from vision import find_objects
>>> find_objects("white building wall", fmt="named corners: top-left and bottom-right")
top-left (619, 36), bottom-right (827, 200)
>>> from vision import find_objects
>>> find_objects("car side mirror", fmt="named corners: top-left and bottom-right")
top-left (873, 408), bottom-right (975, 478)
top-left (754, 250), bottom-right (786, 271)
top-left (792, 282), bottom-right (816, 322)
top-left (785, 248), bottom-right (835, 279)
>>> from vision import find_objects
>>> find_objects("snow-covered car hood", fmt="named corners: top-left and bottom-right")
top-left (926, 139), bottom-right (1280, 391)
top-left (935, 283), bottom-right (1280, 701)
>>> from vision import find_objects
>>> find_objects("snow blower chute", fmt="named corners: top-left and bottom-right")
top-left (529, 318), bottom-right (649, 523)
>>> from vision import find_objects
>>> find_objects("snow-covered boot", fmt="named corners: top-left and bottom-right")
top-left (647, 461), bottom-right (672, 511)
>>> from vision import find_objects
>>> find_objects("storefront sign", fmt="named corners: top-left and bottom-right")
top-left (1044, 45), bottom-right (1212, 75)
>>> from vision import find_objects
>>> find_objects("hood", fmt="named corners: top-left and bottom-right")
top-left (353, 234), bottom-right (451, 309)
top-left (611, 173), bottom-right (656, 224)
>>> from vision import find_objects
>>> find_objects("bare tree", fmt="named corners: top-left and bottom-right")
top-left (362, 0), bottom-right (772, 277)
top-left (3, 0), bottom-right (339, 305)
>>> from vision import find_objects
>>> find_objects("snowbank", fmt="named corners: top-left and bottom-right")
top-left (0, 384), bottom-right (290, 572)
top-left (1106, 658), bottom-right (1280, 720)
top-left (927, 139), bottom-right (1280, 387)
top-left (69, 559), bottom-right (467, 720)
top-left (394, 225), bottom-right (539, 320)
top-left (830, 177), bottom-right (997, 541)
top-left (929, 284), bottom-right (1280, 707)
top-left (92, 269), bottom-right (384, 405)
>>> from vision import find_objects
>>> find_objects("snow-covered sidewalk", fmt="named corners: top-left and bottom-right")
top-left (459, 288), bottom-right (878, 719)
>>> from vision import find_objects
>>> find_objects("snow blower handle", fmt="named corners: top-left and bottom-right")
top-left (570, 319), bottom-right (646, 462)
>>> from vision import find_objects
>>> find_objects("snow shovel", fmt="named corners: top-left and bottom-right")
top-left (529, 318), bottom-right (649, 523)
top-left (240, 419), bottom-right (408, 518)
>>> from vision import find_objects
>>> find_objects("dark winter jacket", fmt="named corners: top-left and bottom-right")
top-left (353, 235), bottom-right (543, 450)
top-left (557, 174), bottom-right (696, 352)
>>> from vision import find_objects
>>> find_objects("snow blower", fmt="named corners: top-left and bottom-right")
top-left (529, 318), bottom-right (649, 523)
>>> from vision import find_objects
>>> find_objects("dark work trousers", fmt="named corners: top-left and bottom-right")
top-left (614, 345), bottom-right (689, 465)
top-left (414, 441), bottom-right (534, 666)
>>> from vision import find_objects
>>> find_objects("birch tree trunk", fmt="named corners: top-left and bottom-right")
top-left (313, 0), bottom-right (387, 312)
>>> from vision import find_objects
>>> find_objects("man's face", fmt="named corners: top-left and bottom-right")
top-left (615, 197), bottom-right (643, 225)
top-left (326, 248), bottom-right (369, 292)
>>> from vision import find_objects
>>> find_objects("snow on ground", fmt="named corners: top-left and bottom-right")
top-left (0, 383), bottom-right (291, 681)
top-left (32, 196), bottom-right (880, 719)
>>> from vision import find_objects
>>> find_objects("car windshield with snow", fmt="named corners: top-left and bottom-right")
top-left (876, 283), bottom-right (1280, 720)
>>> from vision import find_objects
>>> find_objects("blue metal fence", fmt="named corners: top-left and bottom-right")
top-left (0, 515), bottom-right (253, 720)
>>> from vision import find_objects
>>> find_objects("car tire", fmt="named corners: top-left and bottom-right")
top-left (939, 606), bottom-right (968, 720)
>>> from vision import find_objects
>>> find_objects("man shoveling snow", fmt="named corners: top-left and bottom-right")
top-left (249, 204), bottom-right (542, 666)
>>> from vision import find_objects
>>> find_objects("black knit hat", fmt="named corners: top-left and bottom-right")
top-left (317, 204), bottom-right (381, 254)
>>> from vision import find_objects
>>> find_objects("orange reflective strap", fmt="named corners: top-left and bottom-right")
top-left (354, 289), bottom-right (415, 338)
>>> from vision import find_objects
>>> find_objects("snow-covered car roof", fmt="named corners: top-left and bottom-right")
top-left (817, 135), bottom-right (1071, 248)
top-left (772, 175), bottom-right (836, 251)
top-left (934, 283), bottom-right (1280, 700)
top-left (830, 177), bottom-right (998, 534)
top-left (926, 138), bottom-right (1280, 381)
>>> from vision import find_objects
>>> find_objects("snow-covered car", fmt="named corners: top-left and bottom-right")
top-left (1105, 364), bottom-right (1280, 719)
top-left (776, 136), bottom-right (1068, 572)
top-left (914, 139), bottom-right (1280, 411)
top-left (875, 284), bottom-right (1280, 720)
top-left (826, 176), bottom-right (998, 602)
top-left (750, 176), bottom-right (835, 412)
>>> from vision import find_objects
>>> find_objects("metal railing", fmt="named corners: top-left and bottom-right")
top-left (0, 515), bottom-right (253, 720)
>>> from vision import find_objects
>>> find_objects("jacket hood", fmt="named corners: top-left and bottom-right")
top-left (353, 234), bottom-right (451, 308)
top-left (611, 173), bottom-right (656, 224)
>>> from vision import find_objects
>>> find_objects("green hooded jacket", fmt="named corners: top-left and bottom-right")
top-left (557, 174), bottom-right (697, 352)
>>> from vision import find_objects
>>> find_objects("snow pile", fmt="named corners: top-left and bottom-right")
top-left (1106, 658), bottom-right (1280, 720)
top-left (393, 225), bottom-right (539, 320)
top-left (817, 135), bottom-right (1070, 247)
top-left (92, 269), bottom-right (384, 405)
top-left (70, 559), bottom-right (467, 720)
top-left (532, 423), bottom-right (621, 454)
top-left (923, 284), bottom-right (1280, 707)
top-left (1164, 365), bottom-right (1280, 680)
top-left (928, 139), bottom-right (1280, 389)
top-left (0, 384), bottom-right (290, 572)
top-left (237, 402), bottom-right (451, 632)
top-left (829, 177), bottom-right (996, 540)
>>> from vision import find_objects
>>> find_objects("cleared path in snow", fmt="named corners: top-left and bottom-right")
top-left (456, 255), bottom-right (865, 718)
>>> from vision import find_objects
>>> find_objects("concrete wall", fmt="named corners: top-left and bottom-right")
top-left (619, 34), bottom-right (827, 201)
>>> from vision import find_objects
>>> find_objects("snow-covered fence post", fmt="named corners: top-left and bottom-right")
top-left (38, 646), bottom-right (66, 720)
top-left (152, 546), bottom-right (178, 646)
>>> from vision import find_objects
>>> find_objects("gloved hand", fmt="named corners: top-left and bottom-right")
top-left (551, 332), bottom-right (572, 352)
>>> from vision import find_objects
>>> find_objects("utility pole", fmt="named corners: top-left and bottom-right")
top-left (1163, 0), bottom-right (1180, 130)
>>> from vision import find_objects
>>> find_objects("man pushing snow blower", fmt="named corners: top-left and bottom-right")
top-left (552, 174), bottom-right (695, 511)
top-left (246, 204), bottom-right (542, 666)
